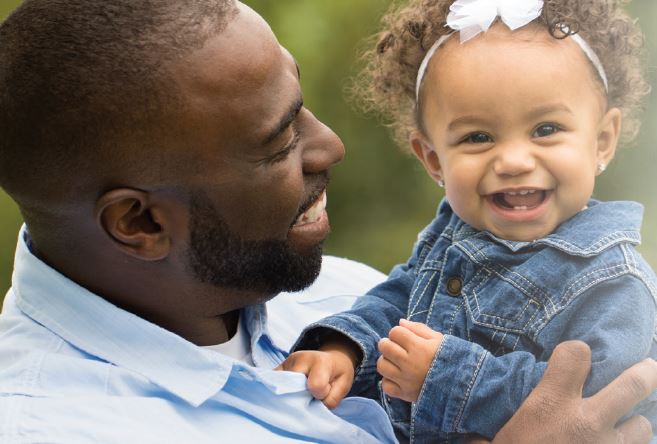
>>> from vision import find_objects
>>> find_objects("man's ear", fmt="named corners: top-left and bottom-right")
top-left (95, 189), bottom-right (171, 261)
top-left (596, 107), bottom-right (622, 174)
top-left (410, 130), bottom-right (444, 185)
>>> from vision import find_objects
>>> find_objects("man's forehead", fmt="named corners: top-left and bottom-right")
top-left (163, 3), bottom-right (303, 151)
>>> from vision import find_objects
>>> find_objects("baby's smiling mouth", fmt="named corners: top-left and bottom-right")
top-left (491, 189), bottom-right (549, 211)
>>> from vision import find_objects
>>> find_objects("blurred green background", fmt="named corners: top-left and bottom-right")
top-left (0, 1), bottom-right (656, 305)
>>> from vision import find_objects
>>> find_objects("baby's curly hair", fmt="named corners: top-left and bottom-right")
top-left (352, 0), bottom-right (650, 151)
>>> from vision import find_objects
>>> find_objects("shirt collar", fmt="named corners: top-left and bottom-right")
top-left (443, 200), bottom-right (643, 256)
top-left (11, 226), bottom-right (277, 407)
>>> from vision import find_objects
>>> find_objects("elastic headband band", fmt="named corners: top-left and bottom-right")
top-left (415, 0), bottom-right (609, 102)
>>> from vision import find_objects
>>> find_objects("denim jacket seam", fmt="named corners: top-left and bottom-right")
top-left (409, 268), bottom-right (440, 319)
top-left (620, 245), bottom-right (657, 303)
top-left (415, 241), bottom-right (435, 271)
top-left (531, 264), bottom-right (636, 336)
top-left (459, 245), bottom-right (556, 312)
top-left (540, 232), bottom-right (639, 256)
top-left (562, 263), bottom-right (630, 303)
top-left (418, 259), bottom-right (443, 272)
top-left (469, 279), bottom-right (538, 325)
top-left (510, 334), bottom-right (522, 352)
top-left (467, 273), bottom-right (546, 340)
top-left (427, 270), bottom-right (443, 326)
top-left (410, 337), bottom-right (448, 440)
top-left (453, 350), bottom-right (489, 433)
top-left (466, 269), bottom-right (533, 331)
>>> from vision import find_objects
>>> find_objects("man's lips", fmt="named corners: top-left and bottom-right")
top-left (293, 191), bottom-right (327, 227)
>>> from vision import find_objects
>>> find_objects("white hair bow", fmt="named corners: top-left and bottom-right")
top-left (447, 0), bottom-right (544, 42)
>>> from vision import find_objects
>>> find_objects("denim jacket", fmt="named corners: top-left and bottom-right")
top-left (295, 199), bottom-right (657, 443)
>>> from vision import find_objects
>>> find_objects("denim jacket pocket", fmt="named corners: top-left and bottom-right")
top-left (462, 267), bottom-right (548, 353)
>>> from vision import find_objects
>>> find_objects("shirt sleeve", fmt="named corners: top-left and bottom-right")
top-left (412, 274), bottom-right (657, 440)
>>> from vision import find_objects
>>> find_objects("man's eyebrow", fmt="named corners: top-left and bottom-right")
top-left (262, 96), bottom-right (303, 145)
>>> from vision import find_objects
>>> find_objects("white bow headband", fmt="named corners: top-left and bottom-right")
top-left (415, 0), bottom-right (609, 101)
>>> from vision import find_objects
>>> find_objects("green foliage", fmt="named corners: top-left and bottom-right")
top-left (1, 1), bottom-right (656, 306)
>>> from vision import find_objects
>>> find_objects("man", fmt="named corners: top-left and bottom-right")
top-left (0, 0), bottom-right (655, 442)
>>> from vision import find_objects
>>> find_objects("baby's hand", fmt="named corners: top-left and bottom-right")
top-left (377, 319), bottom-right (443, 403)
top-left (276, 343), bottom-right (357, 409)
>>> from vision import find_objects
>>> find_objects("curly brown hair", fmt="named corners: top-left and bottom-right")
top-left (352, 0), bottom-right (650, 151)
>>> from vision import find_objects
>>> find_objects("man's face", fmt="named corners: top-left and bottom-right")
top-left (166, 3), bottom-right (344, 295)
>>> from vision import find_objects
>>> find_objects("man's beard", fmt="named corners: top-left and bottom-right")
top-left (187, 194), bottom-right (323, 295)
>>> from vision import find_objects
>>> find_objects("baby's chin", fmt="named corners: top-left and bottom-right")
top-left (477, 222), bottom-right (558, 243)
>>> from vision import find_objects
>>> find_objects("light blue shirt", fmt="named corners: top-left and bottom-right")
top-left (0, 228), bottom-right (396, 443)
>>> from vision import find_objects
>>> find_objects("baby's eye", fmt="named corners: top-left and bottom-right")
top-left (533, 123), bottom-right (561, 138)
top-left (463, 132), bottom-right (493, 144)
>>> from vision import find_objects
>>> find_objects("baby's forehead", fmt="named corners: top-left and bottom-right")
top-left (437, 22), bottom-right (576, 61)
top-left (431, 22), bottom-right (600, 88)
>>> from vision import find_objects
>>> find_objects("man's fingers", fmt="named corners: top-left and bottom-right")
top-left (400, 319), bottom-right (441, 340)
top-left (589, 358), bottom-right (657, 425)
top-left (615, 414), bottom-right (653, 444)
top-left (538, 340), bottom-right (591, 397)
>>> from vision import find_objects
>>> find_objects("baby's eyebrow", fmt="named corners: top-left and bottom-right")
top-left (526, 103), bottom-right (573, 120)
top-left (448, 115), bottom-right (491, 131)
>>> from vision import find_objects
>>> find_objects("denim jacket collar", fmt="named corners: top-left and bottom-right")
top-left (11, 226), bottom-right (278, 407)
top-left (441, 199), bottom-right (643, 257)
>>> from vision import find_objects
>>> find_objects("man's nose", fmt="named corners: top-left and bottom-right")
top-left (492, 142), bottom-right (536, 177)
top-left (300, 110), bottom-right (345, 173)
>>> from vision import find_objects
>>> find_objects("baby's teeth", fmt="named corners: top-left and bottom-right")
top-left (514, 206), bottom-right (528, 211)
top-left (519, 190), bottom-right (529, 195)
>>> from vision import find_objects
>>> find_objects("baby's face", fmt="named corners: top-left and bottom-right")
top-left (417, 24), bottom-right (619, 241)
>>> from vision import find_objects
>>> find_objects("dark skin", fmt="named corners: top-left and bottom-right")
top-left (22, 2), bottom-right (657, 442)
top-left (29, 3), bottom-right (344, 346)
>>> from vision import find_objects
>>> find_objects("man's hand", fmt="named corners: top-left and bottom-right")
top-left (378, 319), bottom-right (443, 402)
top-left (276, 342), bottom-right (358, 409)
top-left (466, 341), bottom-right (657, 444)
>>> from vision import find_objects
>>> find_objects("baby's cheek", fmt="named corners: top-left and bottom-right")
top-left (445, 188), bottom-right (484, 230)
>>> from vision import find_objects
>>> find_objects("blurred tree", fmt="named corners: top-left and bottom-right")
top-left (0, 0), bottom-right (655, 306)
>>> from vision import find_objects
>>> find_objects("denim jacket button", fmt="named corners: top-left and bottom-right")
top-left (446, 277), bottom-right (462, 296)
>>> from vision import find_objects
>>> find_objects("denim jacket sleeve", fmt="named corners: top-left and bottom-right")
top-left (412, 274), bottom-right (657, 440)
top-left (290, 260), bottom-right (417, 399)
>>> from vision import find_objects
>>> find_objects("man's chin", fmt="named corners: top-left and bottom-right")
top-left (188, 194), bottom-right (325, 295)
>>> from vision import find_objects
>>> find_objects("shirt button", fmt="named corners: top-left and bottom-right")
top-left (446, 277), bottom-right (462, 296)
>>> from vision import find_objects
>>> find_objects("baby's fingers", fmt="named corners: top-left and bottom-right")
top-left (377, 355), bottom-right (402, 381)
top-left (306, 363), bottom-right (332, 401)
top-left (378, 337), bottom-right (407, 366)
top-left (400, 319), bottom-right (442, 340)
top-left (276, 351), bottom-right (313, 374)
top-left (322, 373), bottom-right (352, 409)
top-left (381, 377), bottom-right (402, 399)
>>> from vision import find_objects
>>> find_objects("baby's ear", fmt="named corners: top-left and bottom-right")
top-left (410, 130), bottom-right (443, 185)
top-left (596, 107), bottom-right (622, 172)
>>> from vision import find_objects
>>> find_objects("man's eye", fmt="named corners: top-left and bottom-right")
top-left (267, 130), bottom-right (300, 164)
top-left (463, 132), bottom-right (493, 144)
top-left (533, 123), bottom-right (561, 138)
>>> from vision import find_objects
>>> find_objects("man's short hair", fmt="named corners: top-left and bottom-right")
top-left (0, 0), bottom-right (237, 211)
